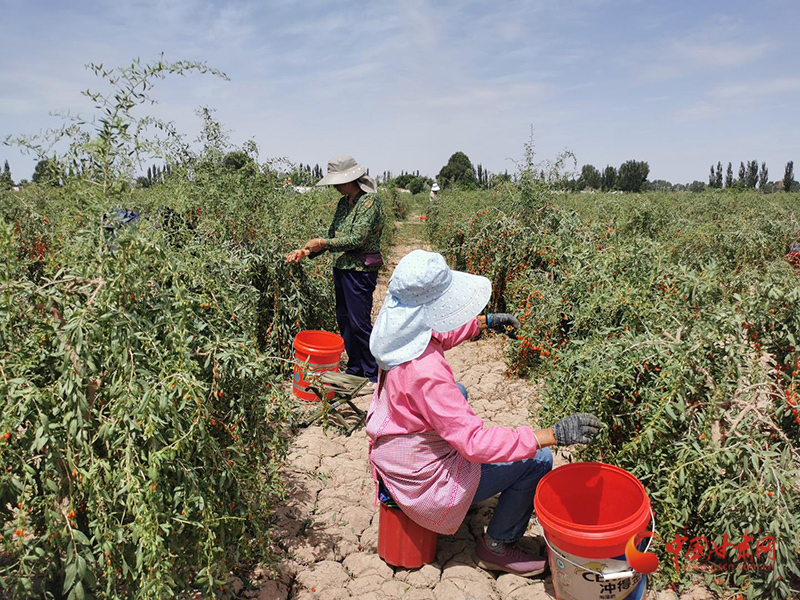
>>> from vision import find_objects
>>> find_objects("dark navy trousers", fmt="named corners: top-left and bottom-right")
top-left (333, 268), bottom-right (379, 382)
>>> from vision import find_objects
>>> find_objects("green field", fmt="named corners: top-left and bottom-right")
top-left (1, 58), bottom-right (798, 599)
top-left (428, 185), bottom-right (800, 598)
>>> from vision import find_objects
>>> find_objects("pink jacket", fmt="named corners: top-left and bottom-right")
top-left (366, 318), bottom-right (540, 534)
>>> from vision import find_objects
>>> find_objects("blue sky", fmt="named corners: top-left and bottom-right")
top-left (2, 0), bottom-right (798, 184)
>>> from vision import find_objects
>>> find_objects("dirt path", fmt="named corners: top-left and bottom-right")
top-left (250, 221), bottom-right (684, 600)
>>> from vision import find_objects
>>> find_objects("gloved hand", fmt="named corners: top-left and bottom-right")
top-left (552, 413), bottom-right (602, 446)
top-left (486, 313), bottom-right (520, 331)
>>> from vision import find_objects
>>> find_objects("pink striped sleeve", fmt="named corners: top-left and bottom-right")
top-left (403, 354), bottom-right (540, 464)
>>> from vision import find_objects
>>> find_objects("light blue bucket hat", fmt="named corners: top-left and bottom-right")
top-left (369, 250), bottom-right (491, 370)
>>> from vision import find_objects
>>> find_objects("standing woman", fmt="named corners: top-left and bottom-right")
top-left (286, 156), bottom-right (385, 383)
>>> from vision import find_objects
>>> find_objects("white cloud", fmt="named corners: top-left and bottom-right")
top-left (637, 18), bottom-right (778, 83)
top-left (711, 76), bottom-right (800, 99)
top-left (401, 82), bottom-right (552, 110)
top-left (673, 75), bottom-right (800, 122)
top-left (676, 40), bottom-right (773, 67)
top-left (672, 101), bottom-right (727, 122)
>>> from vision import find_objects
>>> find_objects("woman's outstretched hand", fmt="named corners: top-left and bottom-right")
top-left (304, 238), bottom-right (327, 253)
top-left (552, 414), bottom-right (602, 446)
top-left (286, 237), bottom-right (327, 264)
top-left (285, 248), bottom-right (310, 264)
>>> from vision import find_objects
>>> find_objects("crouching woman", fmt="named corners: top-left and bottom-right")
top-left (366, 250), bottom-right (601, 577)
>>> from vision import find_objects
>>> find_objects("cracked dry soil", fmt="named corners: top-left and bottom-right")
top-left (246, 224), bottom-right (696, 600)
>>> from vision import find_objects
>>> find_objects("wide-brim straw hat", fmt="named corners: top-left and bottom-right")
top-left (370, 250), bottom-right (491, 370)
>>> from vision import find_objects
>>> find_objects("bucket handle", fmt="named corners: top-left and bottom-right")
top-left (535, 508), bottom-right (656, 582)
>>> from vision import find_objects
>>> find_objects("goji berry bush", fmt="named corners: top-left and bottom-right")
top-left (0, 167), bottom-right (343, 599)
top-left (429, 182), bottom-right (800, 598)
top-left (0, 59), bottom-right (342, 599)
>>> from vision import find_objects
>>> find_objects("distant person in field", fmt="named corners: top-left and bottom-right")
top-left (429, 182), bottom-right (440, 203)
top-left (366, 249), bottom-right (602, 577)
top-left (286, 156), bottom-right (385, 383)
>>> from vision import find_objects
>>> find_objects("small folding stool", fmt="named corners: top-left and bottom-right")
top-left (302, 372), bottom-right (369, 436)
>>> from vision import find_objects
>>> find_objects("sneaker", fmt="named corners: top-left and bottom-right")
top-left (475, 537), bottom-right (547, 577)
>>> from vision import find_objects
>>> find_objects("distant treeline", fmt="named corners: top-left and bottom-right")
top-left (2, 153), bottom-right (795, 195)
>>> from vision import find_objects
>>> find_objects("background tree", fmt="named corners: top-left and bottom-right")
top-left (287, 162), bottom-right (315, 185)
top-left (484, 169), bottom-right (495, 189)
top-left (784, 161), bottom-right (794, 192)
top-left (0, 160), bottom-right (13, 189)
top-left (492, 171), bottom-right (512, 186)
top-left (601, 165), bottom-right (617, 191)
top-left (688, 180), bottom-right (706, 193)
top-left (758, 162), bottom-right (769, 190)
top-left (222, 151), bottom-right (256, 173)
top-left (715, 161), bottom-right (723, 188)
top-left (648, 179), bottom-right (674, 192)
top-left (738, 162), bottom-right (746, 185)
top-left (31, 158), bottom-right (63, 186)
top-left (616, 160), bottom-right (649, 192)
top-left (746, 160), bottom-right (759, 189)
top-left (393, 173), bottom-right (416, 189)
top-left (407, 177), bottom-right (426, 194)
top-left (725, 162), bottom-right (733, 188)
top-left (477, 164), bottom-right (494, 188)
top-left (708, 165), bottom-right (716, 188)
top-left (437, 151), bottom-right (477, 189)
top-left (578, 164), bottom-right (602, 190)
top-left (389, 172), bottom-right (433, 194)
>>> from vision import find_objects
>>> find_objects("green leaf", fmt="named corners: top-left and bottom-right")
top-left (76, 553), bottom-right (87, 577)
top-left (64, 562), bottom-right (77, 592)
top-left (73, 530), bottom-right (90, 546)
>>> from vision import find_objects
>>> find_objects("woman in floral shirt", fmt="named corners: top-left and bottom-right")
top-left (286, 156), bottom-right (385, 383)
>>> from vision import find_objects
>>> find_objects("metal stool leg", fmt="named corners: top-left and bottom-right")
top-left (302, 384), bottom-right (367, 435)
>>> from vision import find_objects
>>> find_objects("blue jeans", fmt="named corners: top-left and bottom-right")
top-left (471, 451), bottom-right (553, 543)
top-left (455, 382), bottom-right (554, 543)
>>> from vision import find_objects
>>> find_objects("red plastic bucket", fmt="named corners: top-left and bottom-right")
top-left (378, 503), bottom-right (438, 568)
top-left (292, 330), bottom-right (345, 402)
top-left (534, 462), bottom-right (653, 599)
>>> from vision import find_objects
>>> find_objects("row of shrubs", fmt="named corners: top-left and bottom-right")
top-left (0, 149), bottom-right (348, 598)
top-left (428, 186), bottom-right (800, 598)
